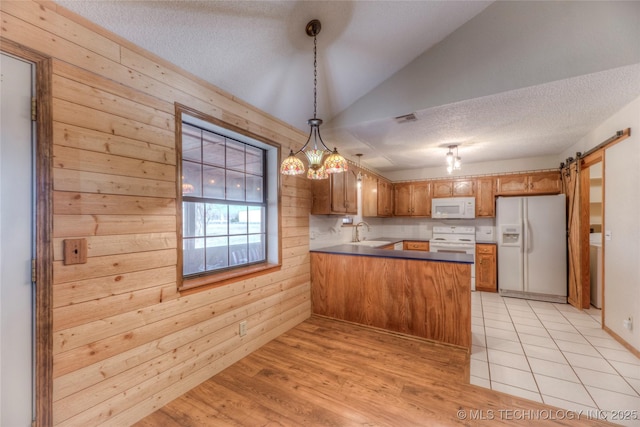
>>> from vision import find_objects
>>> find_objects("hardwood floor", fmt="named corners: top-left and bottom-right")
top-left (135, 316), bottom-right (614, 426)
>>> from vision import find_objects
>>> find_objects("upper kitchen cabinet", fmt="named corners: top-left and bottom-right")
top-left (431, 179), bottom-right (475, 198)
top-left (495, 171), bottom-right (561, 196)
top-left (311, 169), bottom-right (358, 215)
top-left (377, 179), bottom-right (393, 217)
top-left (394, 181), bottom-right (431, 216)
top-left (475, 177), bottom-right (495, 217)
top-left (362, 173), bottom-right (378, 217)
top-left (362, 174), bottom-right (393, 218)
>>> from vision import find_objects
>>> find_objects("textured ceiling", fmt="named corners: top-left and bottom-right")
top-left (56, 0), bottom-right (640, 174)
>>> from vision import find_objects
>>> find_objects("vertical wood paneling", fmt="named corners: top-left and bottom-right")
top-left (1, 1), bottom-right (312, 425)
top-left (311, 253), bottom-right (471, 349)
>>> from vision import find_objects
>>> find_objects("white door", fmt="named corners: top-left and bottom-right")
top-left (0, 52), bottom-right (35, 426)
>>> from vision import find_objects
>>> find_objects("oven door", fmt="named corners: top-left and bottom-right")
top-left (430, 243), bottom-right (476, 291)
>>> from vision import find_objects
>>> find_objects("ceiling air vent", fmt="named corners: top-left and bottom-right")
top-left (394, 113), bottom-right (417, 123)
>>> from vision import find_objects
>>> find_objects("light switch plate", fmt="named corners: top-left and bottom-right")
top-left (605, 230), bottom-right (612, 241)
top-left (63, 238), bottom-right (88, 265)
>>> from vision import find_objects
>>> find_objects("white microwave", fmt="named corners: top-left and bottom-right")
top-left (432, 197), bottom-right (475, 219)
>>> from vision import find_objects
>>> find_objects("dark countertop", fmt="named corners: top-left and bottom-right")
top-left (310, 239), bottom-right (473, 264)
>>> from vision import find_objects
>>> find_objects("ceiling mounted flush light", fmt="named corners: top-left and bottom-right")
top-left (446, 145), bottom-right (461, 175)
top-left (279, 19), bottom-right (347, 179)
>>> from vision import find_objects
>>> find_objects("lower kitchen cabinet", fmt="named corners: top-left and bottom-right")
top-left (475, 243), bottom-right (497, 292)
top-left (403, 241), bottom-right (430, 251)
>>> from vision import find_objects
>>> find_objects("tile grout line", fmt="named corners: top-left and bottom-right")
top-left (553, 303), bottom-right (640, 399)
top-left (483, 293), bottom-right (542, 401)
top-left (474, 293), bottom-right (640, 412)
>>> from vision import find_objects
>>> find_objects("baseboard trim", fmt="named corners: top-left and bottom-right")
top-left (603, 324), bottom-right (640, 360)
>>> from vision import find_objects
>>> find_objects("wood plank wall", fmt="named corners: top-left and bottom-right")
top-left (1, 1), bottom-right (312, 425)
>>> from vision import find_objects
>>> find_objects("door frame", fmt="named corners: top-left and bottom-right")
top-left (1, 38), bottom-right (53, 427)
top-left (579, 151), bottom-right (604, 317)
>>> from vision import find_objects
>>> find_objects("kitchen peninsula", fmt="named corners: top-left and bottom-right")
top-left (310, 240), bottom-right (472, 350)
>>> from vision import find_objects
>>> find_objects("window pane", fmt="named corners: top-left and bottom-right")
top-left (248, 234), bottom-right (265, 263)
top-left (226, 139), bottom-right (245, 171)
top-left (202, 131), bottom-right (225, 167)
top-left (229, 235), bottom-right (248, 266)
top-left (246, 175), bottom-right (263, 202)
top-left (206, 236), bottom-right (228, 270)
top-left (183, 238), bottom-right (205, 275)
top-left (248, 206), bottom-right (264, 234)
top-left (183, 202), bottom-right (205, 237)
top-left (246, 145), bottom-right (263, 175)
top-left (182, 124), bottom-right (201, 162)
top-left (205, 203), bottom-right (227, 236)
top-left (181, 120), bottom-right (270, 280)
top-left (229, 205), bottom-right (247, 235)
top-left (203, 166), bottom-right (225, 199)
top-left (182, 160), bottom-right (202, 197)
top-left (226, 170), bottom-right (245, 201)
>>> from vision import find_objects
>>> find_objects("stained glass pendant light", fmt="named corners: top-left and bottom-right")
top-left (280, 19), bottom-right (348, 178)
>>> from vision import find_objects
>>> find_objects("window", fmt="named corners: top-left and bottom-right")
top-left (178, 108), bottom-right (280, 289)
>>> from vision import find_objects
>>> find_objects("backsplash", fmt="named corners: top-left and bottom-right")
top-left (310, 215), bottom-right (495, 249)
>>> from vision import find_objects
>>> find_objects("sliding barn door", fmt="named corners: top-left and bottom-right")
top-left (563, 162), bottom-right (589, 309)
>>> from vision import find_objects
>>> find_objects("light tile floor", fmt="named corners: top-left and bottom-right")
top-left (471, 291), bottom-right (640, 426)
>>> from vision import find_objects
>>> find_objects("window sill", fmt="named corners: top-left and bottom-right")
top-left (179, 262), bottom-right (281, 295)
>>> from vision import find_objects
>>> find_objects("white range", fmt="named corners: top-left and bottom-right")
top-left (430, 226), bottom-right (476, 291)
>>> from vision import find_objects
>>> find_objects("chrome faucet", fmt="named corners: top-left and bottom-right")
top-left (354, 221), bottom-right (371, 242)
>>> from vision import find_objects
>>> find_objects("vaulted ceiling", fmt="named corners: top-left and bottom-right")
top-left (56, 1), bottom-right (640, 175)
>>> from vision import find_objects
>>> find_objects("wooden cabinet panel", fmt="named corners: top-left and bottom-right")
top-left (377, 179), bottom-right (393, 217)
top-left (412, 182), bottom-right (431, 216)
top-left (393, 181), bottom-right (430, 216)
top-left (363, 175), bottom-right (393, 218)
top-left (311, 252), bottom-right (471, 348)
top-left (529, 171), bottom-right (562, 194)
top-left (432, 181), bottom-right (453, 198)
top-left (362, 174), bottom-right (378, 217)
top-left (403, 241), bottom-right (430, 251)
top-left (496, 172), bottom-right (561, 196)
top-left (475, 244), bottom-right (497, 293)
top-left (311, 170), bottom-right (357, 215)
top-left (495, 175), bottom-right (529, 195)
top-left (393, 183), bottom-right (413, 216)
top-left (475, 177), bottom-right (495, 217)
top-left (453, 179), bottom-right (475, 197)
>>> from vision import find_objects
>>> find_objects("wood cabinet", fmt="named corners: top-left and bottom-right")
top-left (311, 170), bottom-right (358, 215)
top-left (403, 241), bottom-right (429, 251)
top-left (432, 179), bottom-right (475, 198)
top-left (377, 179), bottom-right (393, 217)
top-left (362, 175), bottom-right (393, 218)
top-left (475, 177), bottom-right (495, 217)
top-left (393, 181), bottom-right (431, 216)
top-left (475, 243), bottom-right (497, 293)
top-left (495, 171), bottom-right (561, 196)
top-left (362, 174), bottom-right (378, 217)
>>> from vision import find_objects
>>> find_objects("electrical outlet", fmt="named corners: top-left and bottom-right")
top-left (239, 320), bottom-right (247, 337)
top-left (623, 317), bottom-right (633, 331)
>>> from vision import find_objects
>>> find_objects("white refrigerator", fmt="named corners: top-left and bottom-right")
top-left (496, 195), bottom-right (567, 303)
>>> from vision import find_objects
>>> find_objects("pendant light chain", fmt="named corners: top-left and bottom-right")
top-left (313, 33), bottom-right (318, 120)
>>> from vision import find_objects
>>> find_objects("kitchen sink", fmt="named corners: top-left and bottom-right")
top-left (349, 240), bottom-right (392, 247)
